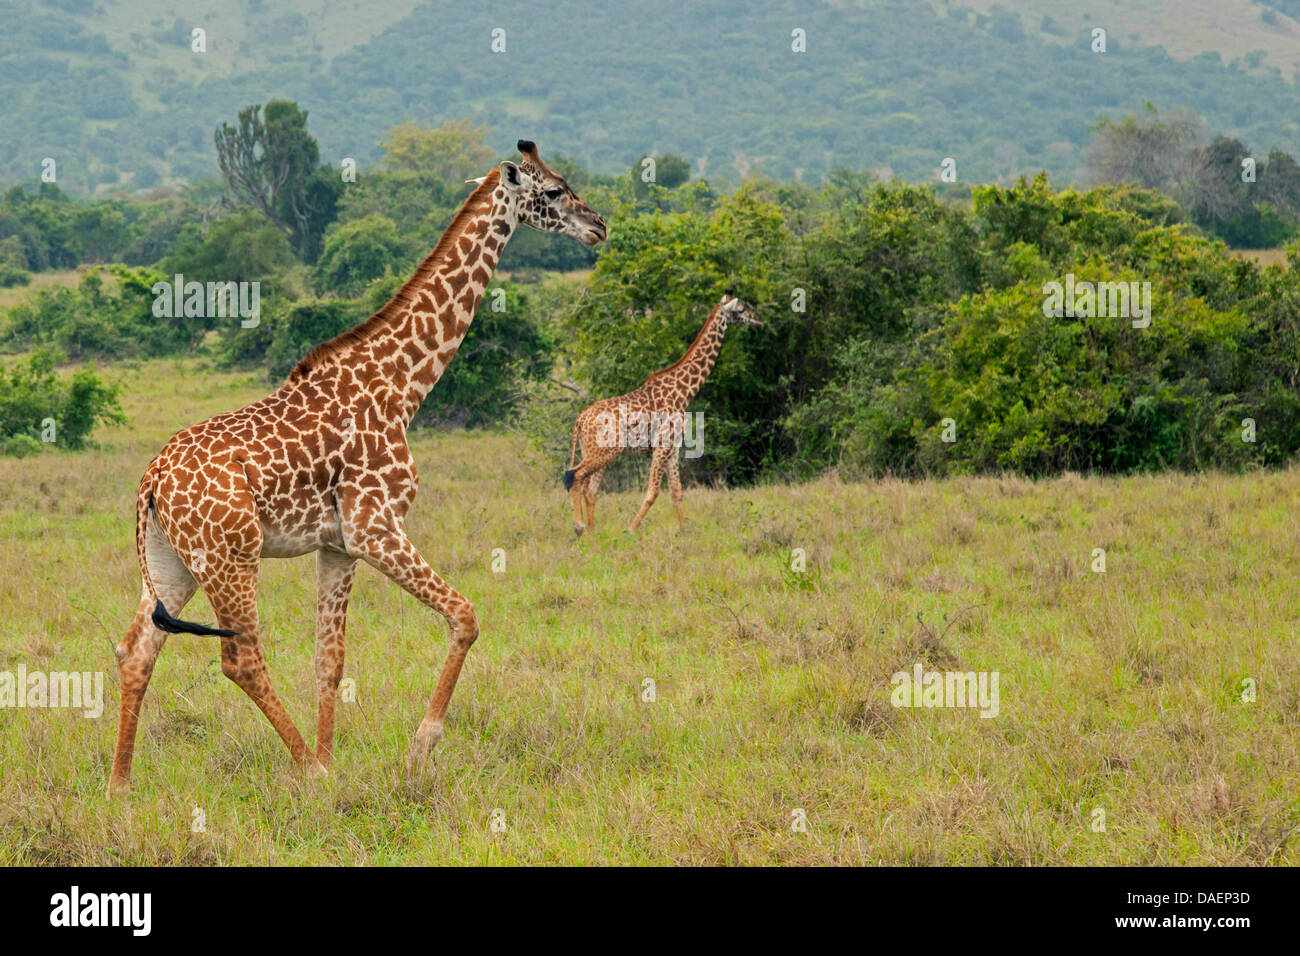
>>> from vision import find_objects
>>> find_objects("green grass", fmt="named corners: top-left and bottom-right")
top-left (0, 357), bottom-right (1297, 864)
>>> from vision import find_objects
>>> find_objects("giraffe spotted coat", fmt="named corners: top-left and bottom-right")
top-left (108, 141), bottom-right (606, 794)
top-left (564, 294), bottom-right (761, 535)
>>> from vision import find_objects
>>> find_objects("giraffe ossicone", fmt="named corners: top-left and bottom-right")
top-left (564, 293), bottom-right (763, 536)
top-left (107, 140), bottom-right (606, 796)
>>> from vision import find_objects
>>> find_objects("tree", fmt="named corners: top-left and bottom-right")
top-left (1180, 137), bottom-right (1298, 247)
top-left (1184, 135), bottom-right (1253, 227)
top-left (378, 118), bottom-right (495, 181)
top-left (159, 209), bottom-right (295, 284)
top-left (314, 214), bottom-right (411, 296)
top-left (655, 154), bottom-right (691, 189)
top-left (631, 153), bottom-right (692, 200)
top-left (1260, 149), bottom-right (1300, 217)
top-left (215, 100), bottom-right (333, 258)
top-left (1081, 104), bottom-right (1205, 193)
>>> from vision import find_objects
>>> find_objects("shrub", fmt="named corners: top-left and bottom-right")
top-left (842, 270), bottom-right (1261, 475)
top-left (0, 266), bottom-right (196, 358)
top-left (0, 263), bottom-right (30, 287)
top-left (414, 281), bottom-right (556, 428)
top-left (0, 349), bottom-right (124, 450)
top-left (313, 215), bottom-right (411, 296)
top-left (0, 433), bottom-right (41, 457)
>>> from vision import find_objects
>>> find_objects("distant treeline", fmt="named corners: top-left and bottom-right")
top-left (1, 104), bottom-right (1297, 479)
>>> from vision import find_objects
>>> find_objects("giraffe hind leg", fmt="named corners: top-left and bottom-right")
top-left (313, 549), bottom-right (356, 768)
top-left (584, 469), bottom-right (602, 532)
top-left (570, 462), bottom-right (588, 536)
top-left (204, 560), bottom-right (318, 775)
top-left (163, 470), bottom-right (319, 778)
top-left (109, 511), bottom-right (197, 796)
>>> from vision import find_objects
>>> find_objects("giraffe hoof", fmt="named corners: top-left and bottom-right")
top-left (106, 777), bottom-right (130, 800)
top-left (404, 719), bottom-right (443, 778)
top-left (306, 760), bottom-right (329, 780)
top-left (403, 751), bottom-right (432, 782)
top-left (574, 524), bottom-right (585, 538)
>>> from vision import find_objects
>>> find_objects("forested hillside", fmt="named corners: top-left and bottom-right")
top-left (3, 0), bottom-right (1300, 191)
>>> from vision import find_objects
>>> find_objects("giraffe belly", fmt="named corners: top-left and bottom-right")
top-left (258, 508), bottom-right (345, 558)
top-left (258, 527), bottom-right (321, 558)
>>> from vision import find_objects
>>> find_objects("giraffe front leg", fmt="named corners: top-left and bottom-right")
top-left (345, 515), bottom-right (478, 778)
top-left (667, 450), bottom-right (686, 528)
top-left (313, 549), bottom-right (356, 769)
top-left (628, 447), bottom-right (670, 532)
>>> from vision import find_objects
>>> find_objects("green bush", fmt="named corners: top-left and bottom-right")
top-left (0, 266), bottom-right (198, 358)
top-left (414, 281), bottom-right (556, 428)
top-left (313, 214), bottom-right (412, 296)
top-left (0, 263), bottom-right (30, 287)
top-left (158, 209), bottom-right (296, 284)
top-left (866, 273), bottom-right (1254, 475)
top-left (264, 299), bottom-right (361, 382)
top-left (0, 433), bottom-right (41, 457)
top-left (0, 349), bottom-right (124, 450)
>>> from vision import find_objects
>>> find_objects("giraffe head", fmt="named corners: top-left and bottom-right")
top-left (718, 291), bottom-right (764, 329)
top-left (500, 140), bottom-right (608, 246)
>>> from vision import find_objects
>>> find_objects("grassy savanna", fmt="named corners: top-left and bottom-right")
top-left (0, 269), bottom-right (89, 311)
top-left (959, 0), bottom-right (1300, 79)
top-left (0, 358), bottom-right (1297, 865)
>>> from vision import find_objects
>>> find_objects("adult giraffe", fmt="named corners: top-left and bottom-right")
top-left (108, 141), bottom-right (606, 795)
top-left (563, 293), bottom-right (761, 535)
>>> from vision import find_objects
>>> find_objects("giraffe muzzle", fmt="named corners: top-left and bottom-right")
top-left (582, 216), bottom-right (609, 246)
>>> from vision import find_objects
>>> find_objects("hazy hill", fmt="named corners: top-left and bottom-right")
top-left (2, 0), bottom-right (1299, 192)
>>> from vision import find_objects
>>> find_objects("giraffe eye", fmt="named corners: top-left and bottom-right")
top-left (544, 188), bottom-right (563, 200)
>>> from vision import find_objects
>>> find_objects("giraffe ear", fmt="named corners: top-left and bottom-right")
top-left (498, 161), bottom-right (523, 190)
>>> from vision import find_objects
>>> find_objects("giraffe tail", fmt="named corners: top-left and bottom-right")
top-left (151, 601), bottom-right (236, 637)
top-left (563, 416), bottom-right (580, 491)
top-left (133, 460), bottom-right (159, 600)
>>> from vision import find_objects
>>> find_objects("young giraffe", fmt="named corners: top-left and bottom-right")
top-left (563, 293), bottom-right (761, 535)
top-left (108, 141), bottom-right (606, 795)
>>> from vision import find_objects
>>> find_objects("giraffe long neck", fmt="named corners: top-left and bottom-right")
top-left (651, 308), bottom-right (727, 407)
top-left (307, 171), bottom-right (518, 427)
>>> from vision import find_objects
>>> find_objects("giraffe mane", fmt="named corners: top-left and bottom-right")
top-left (288, 167), bottom-right (504, 382)
top-left (645, 299), bottom-right (725, 382)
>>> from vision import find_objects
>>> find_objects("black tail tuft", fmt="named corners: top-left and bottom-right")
top-left (563, 468), bottom-right (577, 491)
top-left (152, 600), bottom-right (237, 637)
